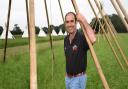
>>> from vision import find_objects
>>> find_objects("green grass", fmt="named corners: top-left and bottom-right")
top-left (0, 35), bottom-right (64, 49)
top-left (0, 33), bottom-right (128, 89)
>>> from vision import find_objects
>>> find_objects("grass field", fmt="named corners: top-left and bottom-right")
top-left (0, 33), bottom-right (128, 89)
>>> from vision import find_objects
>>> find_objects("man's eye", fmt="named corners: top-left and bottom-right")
top-left (66, 21), bottom-right (69, 23)
top-left (71, 20), bottom-right (74, 22)
top-left (66, 20), bottom-right (74, 23)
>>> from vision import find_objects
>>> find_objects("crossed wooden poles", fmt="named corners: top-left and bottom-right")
top-left (2, 0), bottom-right (128, 89)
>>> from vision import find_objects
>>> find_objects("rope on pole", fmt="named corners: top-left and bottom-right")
top-left (3, 0), bottom-right (12, 63)
top-left (29, 0), bottom-right (38, 88)
top-left (71, 0), bottom-right (110, 89)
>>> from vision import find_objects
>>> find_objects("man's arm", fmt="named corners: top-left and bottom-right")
top-left (76, 13), bottom-right (96, 44)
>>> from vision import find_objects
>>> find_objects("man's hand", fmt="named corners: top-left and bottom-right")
top-left (76, 13), bottom-right (88, 24)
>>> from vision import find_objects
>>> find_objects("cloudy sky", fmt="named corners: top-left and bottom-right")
top-left (0, 0), bottom-right (128, 30)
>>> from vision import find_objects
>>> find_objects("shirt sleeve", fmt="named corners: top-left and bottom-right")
top-left (81, 33), bottom-right (89, 51)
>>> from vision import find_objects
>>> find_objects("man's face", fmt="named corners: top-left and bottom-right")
top-left (65, 13), bottom-right (77, 34)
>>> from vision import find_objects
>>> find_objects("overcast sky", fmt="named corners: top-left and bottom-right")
top-left (0, 0), bottom-right (128, 30)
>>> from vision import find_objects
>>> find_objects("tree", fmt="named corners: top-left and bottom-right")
top-left (90, 14), bottom-right (127, 33)
top-left (90, 18), bottom-right (100, 33)
top-left (109, 14), bottom-right (127, 33)
top-left (42, 27), bottom-right (48, 34)
top-left (11, 24), bottom-right (23, 35)
top-left (54, 26), bottom-right (59, 34)
top-left (35, 26), bottom-right (40, 34)
top-left (59, 24), bottom-right (66, 34)
top-left (0, 26), bottom-right (3, 35)
top-left (124, 17), bottom-right (128, 24)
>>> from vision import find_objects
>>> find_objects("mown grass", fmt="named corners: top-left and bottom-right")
top-left (87, 33), bottom-right (128, 89)
top-left (0, 33), bottom-right (128, 89)
top-left (0, 35), bottom-right (64, 49)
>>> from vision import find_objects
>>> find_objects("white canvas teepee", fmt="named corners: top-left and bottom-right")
top-left (51, 29), bottom-right (58, 36)
top-left (22, 27), bottom-right (29, 38)
top-left (38, 29), bottom-right (47, 37)
top-left (58, 29), bottom-right (63, 35)
top-left (0, 26), bottom-right (15, 39)
top-left (64, 31), bottom-right (68, 36)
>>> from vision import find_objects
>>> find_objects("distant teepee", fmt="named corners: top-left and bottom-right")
top-left (38, 28), bottom-right (47, 37)
top-left (22, 26), bottom-right (29, 38)
top-left (51, 29), bottom-right (58, 36)
top-left (64, 31), bottom-right (68, 36)
top-left (0, 24), bottom-right (15, 39)
top-left (58, 29), bottom-right (64, 35)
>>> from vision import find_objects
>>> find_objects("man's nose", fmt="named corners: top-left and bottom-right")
top-left (68, 22), bottom-right (72, 26)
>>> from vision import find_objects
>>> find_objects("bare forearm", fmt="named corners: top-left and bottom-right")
top-left (76, 13), bottom-right (96, 44)
top-left (81, 20), bottom-right (96, 44)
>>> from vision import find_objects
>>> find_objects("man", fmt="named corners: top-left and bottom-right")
top-left (64, 12), bottom-right (96, 89)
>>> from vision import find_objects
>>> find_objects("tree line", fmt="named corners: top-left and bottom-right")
top-left (0, 14), bottom-right (127, 35)
top-left (90, 14), bottom-right (127, 33)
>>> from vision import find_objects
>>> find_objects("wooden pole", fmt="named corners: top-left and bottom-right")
top-left (94, 0), bottom-right (128, 67)
top-left (105, 16), bottom-right (118, 37)
top-left (116, 0), bottom-right (128, 25)
top-left (99, 2), bottom-right (118, 38)
top-left (29, 0), bottom-right (38, 89)
top-left (44, 0), bottom-right (55, 88)
top-left (99, 2), bottom-right (119, 43)
top-left (58, 0), bottom-right (64, 22)
top-left (88, 0), bottom-right (125, 72)
top-left (3, 0), bottom-right (12, 63)
top-left (110, 0), bottom-right (128, 31)
top-left (71, 0), bottom-right (110, 89)
top-left (25, 0), bottom-right (30, 47)
top-left (44, 0), bottom-right (55, 62)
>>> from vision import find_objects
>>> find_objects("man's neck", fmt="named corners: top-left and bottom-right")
top-left (69, 30), bottom-right (77, 44)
